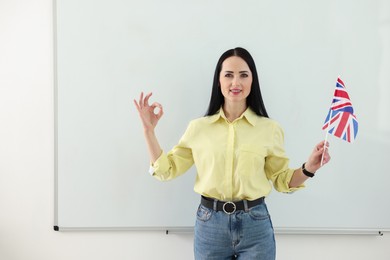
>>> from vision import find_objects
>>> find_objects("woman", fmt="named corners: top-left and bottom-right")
top-left (134, 47), bottom-right (330, 260)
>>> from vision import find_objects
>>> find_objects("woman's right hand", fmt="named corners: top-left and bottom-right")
top-left (133, 92), bottom-right (164, 132)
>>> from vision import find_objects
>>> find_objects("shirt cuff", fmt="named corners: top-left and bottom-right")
top-left (148, 165), bottom-right (155, 176)
top-left (149, 151), bottom-right (170, 177)
top-left (283, 168), bottom-right (305, 193)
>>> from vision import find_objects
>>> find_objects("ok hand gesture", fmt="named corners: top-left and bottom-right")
top-left (133, 92), bottom-right (164, 132)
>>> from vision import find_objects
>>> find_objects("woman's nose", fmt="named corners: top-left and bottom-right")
top-left (232, 76), bottom-right (240, 86)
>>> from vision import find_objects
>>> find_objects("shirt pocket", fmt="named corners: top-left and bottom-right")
top-left (236, 144), bottom-right (266, 174)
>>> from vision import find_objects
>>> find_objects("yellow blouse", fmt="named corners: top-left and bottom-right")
top-left (150, 108), bottom-right (304, 201)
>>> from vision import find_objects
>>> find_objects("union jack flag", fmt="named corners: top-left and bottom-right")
top-left (322, 77), bottom-right (358, 143)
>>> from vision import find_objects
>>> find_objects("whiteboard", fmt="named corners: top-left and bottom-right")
top-left (54, 0), bottom-right (390, 232)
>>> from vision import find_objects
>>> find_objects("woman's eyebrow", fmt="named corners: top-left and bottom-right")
top-left (222, 70), bottom-right (250, 73)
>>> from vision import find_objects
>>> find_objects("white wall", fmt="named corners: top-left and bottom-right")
top-left (0, 1), bottom-right (389, 259)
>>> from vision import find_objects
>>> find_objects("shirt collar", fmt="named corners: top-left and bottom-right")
top-left (207, 107), bottom-right (257, 126)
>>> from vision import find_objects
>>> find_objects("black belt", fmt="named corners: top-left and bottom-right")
top-left (201, 196), bottom-right (264, 214)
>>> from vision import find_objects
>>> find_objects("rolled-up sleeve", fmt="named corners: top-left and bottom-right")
top-left (265, 123), bottom-right (305, 193)
top-left (149, 122), bottom-right (195, 181)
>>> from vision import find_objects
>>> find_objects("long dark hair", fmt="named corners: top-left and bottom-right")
top-left (205, 47), bottom-right (269, 118)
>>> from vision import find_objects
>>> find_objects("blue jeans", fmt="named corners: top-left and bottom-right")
top-left (194, 202), bottom-right (276, 260)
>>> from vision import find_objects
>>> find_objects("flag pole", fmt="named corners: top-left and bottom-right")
top-left (321, 76), bottom-right (339, 166)
top-left (320, 127), bottom-right (330, 166)
top-left (321, 95), bottom-right (336, 166)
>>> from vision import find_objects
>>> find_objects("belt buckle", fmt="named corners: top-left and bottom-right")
top-left (222, 201), bottom-right (236, 214)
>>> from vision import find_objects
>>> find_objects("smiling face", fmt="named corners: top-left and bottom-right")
top-left (219, 56), bottom-right (252, 106)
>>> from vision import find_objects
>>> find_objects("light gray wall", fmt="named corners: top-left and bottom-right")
top-left (0, 0), bottom-right (390, 259)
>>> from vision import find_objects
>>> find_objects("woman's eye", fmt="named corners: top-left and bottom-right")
top-left (241, 73), bottom-right (248, 78)
top-left (225, 73), bottom-right (233, 77)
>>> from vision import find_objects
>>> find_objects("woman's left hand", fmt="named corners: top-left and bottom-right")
top-left (304, 140), bottom-right (331, 173)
